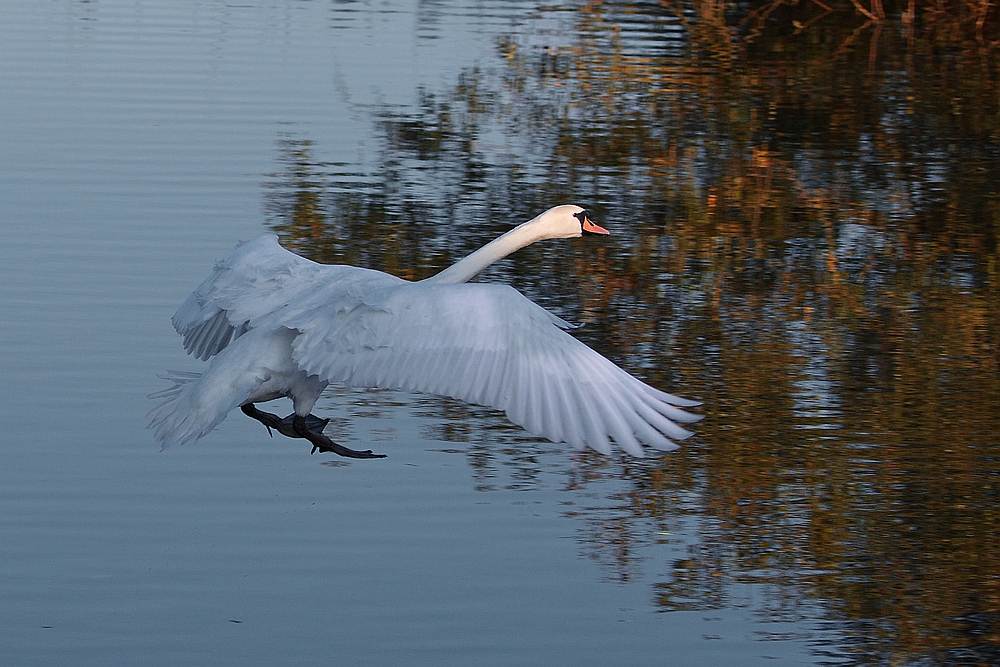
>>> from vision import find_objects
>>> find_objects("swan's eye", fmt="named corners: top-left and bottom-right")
top-left (573, 210), bottom-right (589, 223)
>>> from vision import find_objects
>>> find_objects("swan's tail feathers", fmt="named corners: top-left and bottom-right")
top-left (147, 370), bottom-right (201, 400)
top-left (146, 370), bottom-right (227, 450)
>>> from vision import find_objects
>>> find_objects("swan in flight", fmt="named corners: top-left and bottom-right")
top-left (148, 205), bottom-right (701, 458)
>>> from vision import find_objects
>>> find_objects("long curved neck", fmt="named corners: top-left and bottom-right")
top-left (420, 218), bottom-right (548, 285)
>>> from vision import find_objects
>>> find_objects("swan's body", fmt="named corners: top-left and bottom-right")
top-left (149, 205), bottom-right (701, 457)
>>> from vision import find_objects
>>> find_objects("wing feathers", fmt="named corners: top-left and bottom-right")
top-left (181, 308), bottom-right (238, 361)
top-left (288, 281), bottom-right (699, 456)
top-left (171, 234), bottom-right (402, 361)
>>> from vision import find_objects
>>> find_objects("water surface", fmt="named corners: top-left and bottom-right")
top-left (2, 1), bottom-right (998, 665)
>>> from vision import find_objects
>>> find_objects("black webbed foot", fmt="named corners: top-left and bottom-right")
top-left (279, 412), bottom-right (329, 437)
top-left (240, 403), bottom-right (383, 458)
top-left (292, 414), bottom-right (387, 459)
top-left (240, 404), bottom-right (329, 439)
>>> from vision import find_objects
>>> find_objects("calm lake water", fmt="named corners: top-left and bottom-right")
top-left (2, 1), bottom-right (998, 665)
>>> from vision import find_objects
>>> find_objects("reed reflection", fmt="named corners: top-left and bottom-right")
top-left (264, 2), bottom-right (998, 663)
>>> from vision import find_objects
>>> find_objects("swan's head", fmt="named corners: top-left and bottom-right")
top-left (531, 205), bottom-right (609, 240)
top-left (422, 204), bottom-right (610, 284)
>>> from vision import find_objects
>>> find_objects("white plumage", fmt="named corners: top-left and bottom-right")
top-left (149, 205), bottom-right (701, 457)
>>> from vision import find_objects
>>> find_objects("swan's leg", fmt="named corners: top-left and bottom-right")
top-left (240, 404), bottom-right (328, 440)
top-left (240, 403), bottom-right (284, 437)
top-left (292, 414), bottom-right (387, 459)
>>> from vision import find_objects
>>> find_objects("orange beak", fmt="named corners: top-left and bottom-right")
top-left (582, 217), bottom-right (609, 235)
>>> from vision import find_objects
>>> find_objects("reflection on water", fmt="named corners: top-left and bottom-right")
top-left (264, 3), bottom-right (999, 664)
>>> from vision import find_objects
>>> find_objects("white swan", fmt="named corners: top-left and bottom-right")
top-left (148, 205), bottom-right (701, 458)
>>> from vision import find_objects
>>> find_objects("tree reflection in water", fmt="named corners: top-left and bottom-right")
top-left (264, 3), bottom-right (998, 664)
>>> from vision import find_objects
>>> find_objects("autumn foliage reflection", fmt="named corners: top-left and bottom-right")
top-left (265, 2), bottom-right (998, 663)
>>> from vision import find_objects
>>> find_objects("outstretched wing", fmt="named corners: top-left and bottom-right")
top-left (171, 234), bottom-right (396, 360)
top-left (172, 235), bottom-right (324, 360)
top-left (291, 282), bottom-right (701, 457)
